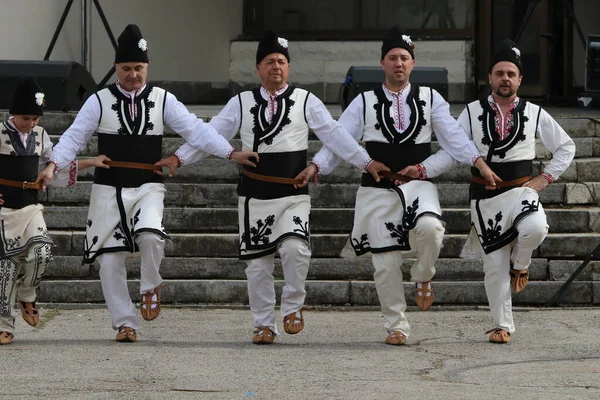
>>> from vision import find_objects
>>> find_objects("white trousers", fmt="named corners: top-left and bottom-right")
top-left (97, 232), bottom-right (165, 330)
top-left (0, 243), bottom-right (52, 333)
top-left (479, 206), bottom-right (548, 333)
top-left (244, 238), bottom-right (311, 334)
top-left (371, 216), bottom-right (445, 336)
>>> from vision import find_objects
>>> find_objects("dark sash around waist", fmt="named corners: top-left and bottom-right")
top-left (470, 160), bottom-right (533, 199)
top-left (237, 150), bottom-right (308, 199)
top-left (362, 141), bottom-right (431, 189)
top-left (94, 134), bottom-right (163, 188)
top-left (0, 154), bottom-right (39, 209)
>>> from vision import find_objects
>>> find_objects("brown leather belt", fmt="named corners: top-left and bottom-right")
top-left (0, 178), bottom-right (42, 190)
top-left (378, 171), bottom-right (415, 183)
top-left (241, 168), bottom-right (304, 185)
top-left (104, 161), bottom-right (161, 172)
top-left (471, 175), bottom-right (532, 187)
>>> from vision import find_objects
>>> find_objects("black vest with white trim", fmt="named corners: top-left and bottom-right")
top-left (93, 84), bottom-right (166, 188)
top-left (361, 85), bottom-right (433, 188)
top-left (237, 86), bottom-right (310, 199)
top-left (0, 122), bottom-right (44, 209)
top-left (465, 98), bottom-right (541, 199)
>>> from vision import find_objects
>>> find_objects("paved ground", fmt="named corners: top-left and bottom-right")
top-left (1, 306), bottom-right (599, 399)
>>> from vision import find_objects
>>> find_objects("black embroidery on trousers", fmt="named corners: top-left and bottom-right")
top-left (0, 257), bottom-right (18, 317)
top-left (385, 222), bottom-right (410, 248)
top-left (521, 199), bottom-right (539, 212)
top-left (37, 226), bottom-right (49, 238)
top-left (403, 198), bottom-right (419, 229)
top-left (112, 222), bottom-right (130, 247)
top-left (83, 219), bottom-right (99, 261)
top-left (248, 215), bottom-right (275, 246)
top-left (292, 216), bottom-right (309, 237)
top-left (30, 243), bottom-right (52, 287)
top-left (131, 209), bottom-right (141, 230)
top-left (482, 211), bottom-right (503, 242)
top-left (351, 233), bottom-right (370, 254)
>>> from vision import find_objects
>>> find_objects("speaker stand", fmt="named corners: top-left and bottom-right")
top-left (44, 0), bottom-right (118, 89)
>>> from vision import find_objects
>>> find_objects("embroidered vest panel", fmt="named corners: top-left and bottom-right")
top-left (239, 87), bottom-right (309, 153)
top-left (466, 99), bottom-right (539, 163)
top-left (362, 85), bottom-right (433, 145)
top-left (0, 123), bottom-right (44, 208)
top-left (95, 84), bottom-right (166, 136)
top-left (0, 122), bottom-right (44, 157)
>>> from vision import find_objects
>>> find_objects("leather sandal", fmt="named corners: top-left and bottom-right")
top-left (18, 300), bottom-right (39, 327)
top-left (509, 268), bottom-right (529, 293)
top-left (252, 327), bottom-right (276, 344)
top-left (0, 331), bottom-right (14, 345)
top-left (415, 281), bottom-right (434, 311)
top-left (385, 330), bottom-right (407, 345)
top-left (283, 310), bottom-right (304, 334)
top-left (140, 286), bottom-right (162, 321)
top-left (486, 328), bottom-right (511, 344)
top-left (115, 326), bottom-right (137, 342)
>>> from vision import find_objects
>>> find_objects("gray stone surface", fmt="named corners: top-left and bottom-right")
top-left (565, 183), bottom-right (595, 204)
top-left (539, 234), bottom-right (600, 258)
top-left (575, 158), bottom-right (600, 183)
top-left (48, 256), bottom-right (551, 282)
top-left (38, 279), bottom-right (593, 306)
top-left (3, 308), bottom-right (600, 399)
top-left (549, 260), bottom-right (599, 281)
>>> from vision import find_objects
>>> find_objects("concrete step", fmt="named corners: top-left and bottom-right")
top-left (70, 157), bottom-right (599, 184)
top-left (38, 279), bottom-right (599, 306)
top-left (48, 231), bottom-right (600, 259)
top-left (42, 206), bottom-right (600, 234)
top-left (47, 256), bottom-right (600, 282)
top-left (49, 136), bottom-right (600, 160)
top-left (45, 181), bottom-right (598, 207)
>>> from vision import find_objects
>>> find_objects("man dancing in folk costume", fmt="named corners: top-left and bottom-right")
top-left (159, 31), bottom-right (388, 344)
top-left (307, 25), bottom-right (499, 346)
top-left (458, 39), bottom-right (575, 343)
top-left (0, 76), bottom-right (108, 345)
top-left (39, 24), bottom-right (257, 343)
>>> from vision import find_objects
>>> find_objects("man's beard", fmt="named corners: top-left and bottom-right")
top-left (494, 86), bottom-right (515, 98)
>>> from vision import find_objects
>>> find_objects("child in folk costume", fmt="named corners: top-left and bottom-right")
top-left (0, 75), bottom-right (108, 345)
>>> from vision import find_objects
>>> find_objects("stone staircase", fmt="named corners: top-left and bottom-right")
top-left (18, 108), bottom-right (600, 307)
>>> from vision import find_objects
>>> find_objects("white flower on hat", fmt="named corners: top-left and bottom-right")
top-left (277, 37), bottom-right (289, 49)
top-left (138, 38), bottom-right (148, 51)
top-left (512, 47), bottom-right (521, 58)
top-left (402, 34), bottom-right (413, 46)
top-left (35, 92), bottom-right (45, 106)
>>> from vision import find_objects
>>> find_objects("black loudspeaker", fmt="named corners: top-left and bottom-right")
top-left (0, 61), bottom-right (97, 112)
top-left (585, 35), bottom-right (600, 92)
top-left (340, 66), bottom-right (448, 110)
